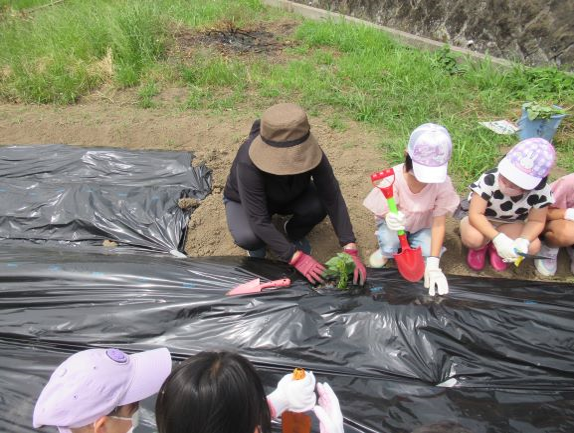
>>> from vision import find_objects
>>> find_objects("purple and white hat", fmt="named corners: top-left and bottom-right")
top-left (33, 348), bottom-right (172, 433)
top-left (498, 138), bottom-right (555, 190)
top-left (407, 123), bottom-right (453, 183)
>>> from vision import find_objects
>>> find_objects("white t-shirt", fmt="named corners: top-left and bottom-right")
top-left (468, 168), bottom-right (553, 221)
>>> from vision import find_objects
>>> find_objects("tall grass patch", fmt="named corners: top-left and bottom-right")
top-left (0, 0), bottom-right (48, 10)
top-left (0, 0), bottom-right (264, 103)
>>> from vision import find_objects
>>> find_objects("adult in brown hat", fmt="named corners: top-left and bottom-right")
top-left (223, 103), bottom-right (366, 285)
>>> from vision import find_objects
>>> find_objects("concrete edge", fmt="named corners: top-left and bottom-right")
top-left (262, 0), bottom-right (514, 68)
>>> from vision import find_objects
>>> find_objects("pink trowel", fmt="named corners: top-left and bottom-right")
top-left (226, 278), bottom-right (291, 296)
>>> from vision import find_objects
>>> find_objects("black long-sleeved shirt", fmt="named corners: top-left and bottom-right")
top-left (224, 120), bottom-right (356, 261)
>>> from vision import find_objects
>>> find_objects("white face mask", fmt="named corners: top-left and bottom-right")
top-left (498, 175), bottom-right (525, 197)
top-left (499, 182), bottom-right (524, 196)
top-left (111, 409), bottom-right (139, 433)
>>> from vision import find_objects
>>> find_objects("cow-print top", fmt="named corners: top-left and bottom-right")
top-left (467, 168), bottom-right (554, 221)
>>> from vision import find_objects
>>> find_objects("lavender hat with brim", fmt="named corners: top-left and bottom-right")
top-left (407, 123), bottom-right (453, 183)
top-left (33, 348), bottom-right (172, 431)
top-left (498, 138), bottom-right (555, 190)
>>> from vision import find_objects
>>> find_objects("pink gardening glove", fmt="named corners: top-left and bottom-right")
top-left (313, 382), bottom-right (344, 433)
top-left (343, 248), bottom-right (366, 286)
top-left (290, 252), bottom-right (326, 284)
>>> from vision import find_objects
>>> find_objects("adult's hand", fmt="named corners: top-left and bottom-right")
top-left (290, 252), bottom-right (326, 284)
top-left (267, 371), bottom-right (316, 418)
top-left (343, 248), bottom-right (366, 285)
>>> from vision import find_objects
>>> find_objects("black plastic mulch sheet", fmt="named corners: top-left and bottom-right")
top-left (1, 246), bottom-right (573, 433)
top-left (0, 145), bottom-right (212, 253)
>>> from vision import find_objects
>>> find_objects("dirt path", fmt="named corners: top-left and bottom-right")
top-left (1, 100), bottom-right (572, 283)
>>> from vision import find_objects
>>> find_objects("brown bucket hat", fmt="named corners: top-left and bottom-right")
top-left (249, 103), bottom-right (323, 175)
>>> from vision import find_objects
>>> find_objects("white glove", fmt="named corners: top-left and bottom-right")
top-left (565, 208), bottom-right (574, 221)
top-left (513, 237), bottom-right (530, 256)
top-left (267, 371), bottom-right (316, 418)
top-left (424, 256), bottom-right (448, 296)
top-left (492, 233), bottom-right (518, 261)
top-left (385, 211), bottom-right (406, 232)
top-left (313, 383), bottom-right (344, 433)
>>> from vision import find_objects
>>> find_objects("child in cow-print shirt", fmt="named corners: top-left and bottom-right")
top-left (460, 138), bottom-right (555, 272)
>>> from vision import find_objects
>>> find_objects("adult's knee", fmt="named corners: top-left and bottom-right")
top-left (231, 229), bottom-right (263, 251)
top-left (301, 198), bottom-right (327, 223)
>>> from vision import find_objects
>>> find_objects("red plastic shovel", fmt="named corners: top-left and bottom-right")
top-left (371, 168), bottom-right (425, 282)
top-left (226, 278), bottom-right (291, 296)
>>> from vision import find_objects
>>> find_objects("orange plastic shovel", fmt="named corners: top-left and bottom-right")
top-left (226, 278), bottom-right (291, 296)
top-left (371, 168), bottom-right (425, 282)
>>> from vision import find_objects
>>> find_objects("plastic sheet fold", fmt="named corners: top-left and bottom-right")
top-left (1, 246), bottom-right (573, 433)
top-left (0, 145), bottom-right (212, 253)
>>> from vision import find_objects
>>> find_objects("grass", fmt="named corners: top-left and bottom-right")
top-left (138, 80), bottom-right (159, 108)
top-left (0, 0), bottom-right (50, 10)
top-left (0, 0), bottom-right (264, 102)
top-left (0, 0), bottom-right (573, 187)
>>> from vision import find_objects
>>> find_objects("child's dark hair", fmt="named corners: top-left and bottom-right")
top-left (405, 153), bottom-right (413, 172)
top-left (534, 175), bottom-right (548, 190)
top-left (155, 351), bottom-right (271, 433)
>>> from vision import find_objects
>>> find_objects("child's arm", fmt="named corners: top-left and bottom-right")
top-left (520, 207), bottom-right (548, 241)
top-left (547, 207), bottom-right (570, 221)
top-left (430, 215), bottom-right (446, 257)
top-left (468, 193), bottom-right (499, 240)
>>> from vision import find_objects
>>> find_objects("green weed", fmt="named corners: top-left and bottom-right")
top-left (138, 80), bottom-right (159, 108)
top-left (327, 115), bottom-right (348, 131)
top-left (432, 45), bottom-right (467, 75)
top-left (184, 86), bottom-right (212, 110)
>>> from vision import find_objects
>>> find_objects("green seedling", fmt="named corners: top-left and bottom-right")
top-left (323, 252), bottom-right (356, 289)
top-left (522, 101), bottom-right (566, 121)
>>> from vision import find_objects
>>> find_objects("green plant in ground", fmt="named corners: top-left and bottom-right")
top-left (323, 252), bottom-right (355, 289)
top-left (327, 115), bottom-right (348, 131)
top-left (138, 80), bottom-right (159, 108)
top-left (503, 65), bottom-right (574, 101)
top-left (432, 45), bottom-right (467, 76)
top-left (522, 101), bottom-right (566, 121)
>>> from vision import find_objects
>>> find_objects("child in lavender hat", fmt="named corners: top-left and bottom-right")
top-left (461, 138), bottom-right (555, 272)
top-left (33, 347), bottom-right (172, 433)
top-left (363, 123), bottom-right (460, 296)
